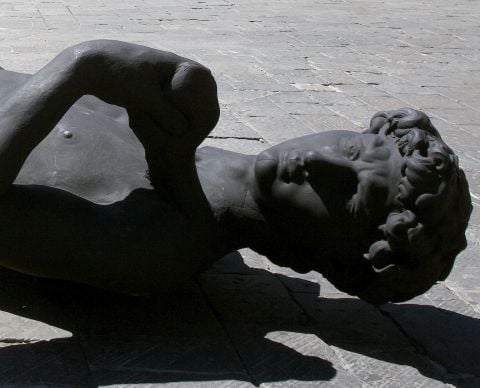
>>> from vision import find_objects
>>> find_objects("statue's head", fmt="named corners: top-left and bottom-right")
top-left (254, 108), bottom-right (472, 304)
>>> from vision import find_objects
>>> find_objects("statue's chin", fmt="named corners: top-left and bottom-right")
top-left (355, 255), bottom-right (445, 304)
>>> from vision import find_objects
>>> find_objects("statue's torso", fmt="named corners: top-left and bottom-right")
top-left (0, 70), bottom-right (226, 294)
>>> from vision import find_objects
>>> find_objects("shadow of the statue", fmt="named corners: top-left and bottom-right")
top-left (298, 293), bottom-right (480, 384)
top-left (0, 252), bottom-right (477, 386)
top-left (0, 254), bottom-right (335, 386)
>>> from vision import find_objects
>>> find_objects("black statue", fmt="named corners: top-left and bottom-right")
top-left (0, 40), bottom-right (471, 304)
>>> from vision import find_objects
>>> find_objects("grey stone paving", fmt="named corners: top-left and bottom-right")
top-left (0, 0), bottom-right (479, 386)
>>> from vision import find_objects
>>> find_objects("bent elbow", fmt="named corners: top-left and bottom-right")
top-left (171, 62), bottom-right (220, 130)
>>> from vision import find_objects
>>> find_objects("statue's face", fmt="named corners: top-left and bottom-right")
top-left (253, 130), bottom-right (402, 264)
top-left (255, 131), bottom-right (401, 219)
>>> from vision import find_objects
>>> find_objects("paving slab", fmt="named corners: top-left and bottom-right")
top-left (199, 272), bottom-right (362, 387)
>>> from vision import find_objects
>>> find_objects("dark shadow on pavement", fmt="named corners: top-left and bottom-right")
top-left (0, 252), bottom-right (477, 386)
top-left (0, 260), bottom-right (335, 386)
top-left (297, 294), bottom-right (480, 386)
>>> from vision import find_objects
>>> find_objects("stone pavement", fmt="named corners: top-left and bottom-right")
top-left (0, 0), bottom-right (479, 386)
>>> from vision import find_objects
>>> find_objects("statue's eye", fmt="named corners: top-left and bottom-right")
top-left (345, 140), bottom-right (360, 160)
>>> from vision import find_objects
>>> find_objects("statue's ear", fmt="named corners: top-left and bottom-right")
top-left (366, 111), bottom-right (392, 134)
top-left (367, 240), bottom-right (396, 271)
top-left (368, 115), bottom-right (389, 134)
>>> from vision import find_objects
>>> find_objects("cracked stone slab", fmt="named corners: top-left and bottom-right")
top-left (200, 272), bottom-right (362, 386)
top-left (209, 109), bottom-right (264, 140)
top-left (293, 294), bottom-right (448, 387)
top-left (75, 283), bottom-right (250, 386)
top-left (201, 138), bottom-right (269, 155)
top-left (0, 338), bottom-right (92, 386)
top-left (380, 285), bottom-right (480, 383)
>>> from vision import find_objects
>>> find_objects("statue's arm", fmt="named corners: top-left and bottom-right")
top-left (78, 40), bottom-right (220, 216)
top-left (0, 40), bottom-right (219, 219)
top-left (0, 46), bottom-right (86, 194)
top-left (72, 39), bottom-right (219, 150)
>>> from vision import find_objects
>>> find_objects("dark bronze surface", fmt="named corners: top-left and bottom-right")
top-left (0, 40), bottom-right (471, 304)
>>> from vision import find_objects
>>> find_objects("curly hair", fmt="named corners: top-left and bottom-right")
top-left (355, 108), bottom-right (472, 303)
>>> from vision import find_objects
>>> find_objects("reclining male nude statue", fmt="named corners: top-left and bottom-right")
top-left (0, 40), bottom-right (471, 304)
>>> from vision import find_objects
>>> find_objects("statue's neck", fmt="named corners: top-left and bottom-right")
top-left (195, 146), bottom-right (316, 273)
top-left (195, 147), bottom-right (273, 253)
